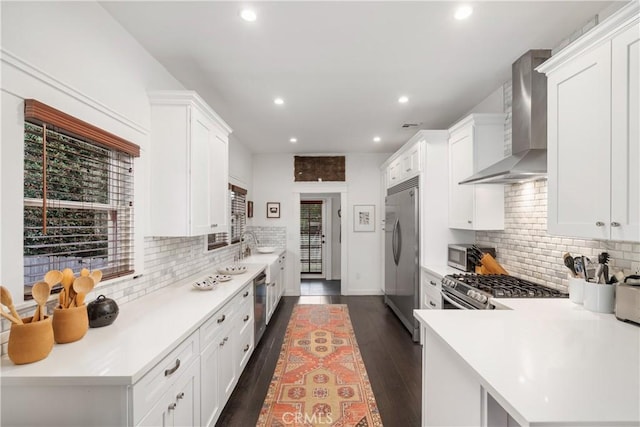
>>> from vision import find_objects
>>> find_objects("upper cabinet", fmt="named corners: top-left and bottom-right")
top-left (148, 91), bottom-right (232, 237)
top-left (385, 135), bottom-right (422, 188)
top-left (539, 3), bottom-right (639, 241)
top-left (448, 114), bottom-right (505, 230)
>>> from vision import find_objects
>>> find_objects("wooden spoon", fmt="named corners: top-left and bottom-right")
top-left (0, 286), bottom-right (23, 324)
top-left (43, 270), bottom-right (63, 288)
top-left (0, 310), bottom-right (20, 325)
top-left (71, 276), bottom-right (94, 307)
top-left (61, 268), bottom-right (75, 308)
top-left (31, 282), bottom-right (50, 322)
top-left (80, 268), bottom-right (90, 277)
top-left (90, 270), bottom-right (103, 286)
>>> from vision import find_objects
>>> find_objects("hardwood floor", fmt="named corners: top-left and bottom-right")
top-left (216, 295), bottom-right (422, 426)
top-left (300, 279), bottom-right (341, 296)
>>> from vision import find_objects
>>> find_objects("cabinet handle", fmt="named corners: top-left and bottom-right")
top-left (219, 336), bottom-right (228, 347)
top-left (611, 222), bottom-right (621, 227)
top-left (176, 392), bottom-right (185, 401)
top-left (467, 220), bottom-right (472, 224)
top-left (429, 280), bottom-right (437, 287)
top-left (595, 221), bottom-right (605, 227)
top-left (243, 314), bottom-right (250, 322)
top-left (210, 224), bottom-right (218, 228)
top-left (243, 291), bottom-right (249, 297)
top-left (429, 301), bottom-right (436, 308)
top-left (164, 359), bottom-right (181, 377)
top-left (243, 344), bottom-right (250, 353)
top-left (168, 403), bottom-right (177, 411)
top-left (217, 314), bottom-right (226, 324)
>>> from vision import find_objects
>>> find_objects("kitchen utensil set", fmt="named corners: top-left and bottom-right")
top-left (563, 252), bottom-right (615, 284)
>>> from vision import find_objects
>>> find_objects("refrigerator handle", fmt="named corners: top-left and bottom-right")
top-left (395, 220), bottom-right (402, 265)
top-left (392, 219), bottom-right (400, 265)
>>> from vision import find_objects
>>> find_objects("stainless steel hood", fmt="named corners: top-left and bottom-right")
top-left (460, 49), bottom-right (551, 184)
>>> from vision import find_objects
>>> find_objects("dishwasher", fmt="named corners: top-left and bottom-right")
top-left (254, 270), bottom-right (267, 345)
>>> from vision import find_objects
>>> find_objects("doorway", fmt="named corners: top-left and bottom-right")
top-left (300, 193), bottom-right (342, 295)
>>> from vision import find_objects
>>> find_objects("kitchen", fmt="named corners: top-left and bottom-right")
top-left (1, 1), bottom-right (639, 427)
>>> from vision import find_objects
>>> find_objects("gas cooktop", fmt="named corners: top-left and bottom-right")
top-left (442, 273), bottom-right (568, 309)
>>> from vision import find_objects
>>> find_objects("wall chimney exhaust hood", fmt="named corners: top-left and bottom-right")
top-left (460, 49), bottom-right (551, 185)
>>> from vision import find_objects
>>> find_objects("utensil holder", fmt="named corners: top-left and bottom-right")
top-left (583, 282), bottom-right (615, 314)
top-left (7, 315), bottom-right (54, 365)
top-left (52, 304), bottom-right (89, 344)
top-left (568, 277), bottom-right (585, 304)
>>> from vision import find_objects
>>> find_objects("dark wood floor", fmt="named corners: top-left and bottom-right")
top-left (216, 295), bottom-right (422, 426)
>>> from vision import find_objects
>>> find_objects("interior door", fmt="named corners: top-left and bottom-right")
top-left (300, 201), bottom-right (324, 275)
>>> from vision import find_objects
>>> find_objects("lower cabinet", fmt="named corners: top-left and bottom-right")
top-left (138, 358), bottom-right (201, 427)
top-left (421, 269), bottom-right (443, 310)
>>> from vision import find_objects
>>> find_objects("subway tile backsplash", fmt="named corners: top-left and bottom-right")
top-left (246, 226), bottom-right (287, 249)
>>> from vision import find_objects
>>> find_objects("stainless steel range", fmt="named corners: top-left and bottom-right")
top-left (441, 274), bottom-right (568, 310)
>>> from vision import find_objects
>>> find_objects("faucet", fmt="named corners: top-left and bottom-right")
top-left (239, 231), bottom-right (259, 259)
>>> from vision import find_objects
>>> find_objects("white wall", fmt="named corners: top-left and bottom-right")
top-left (0, 1), bottom-right (184, 305)
top-left (252, 153), bottom-right (388, 295)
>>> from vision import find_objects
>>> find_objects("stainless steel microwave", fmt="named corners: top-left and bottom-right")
top-left (447, 244), bottom-right (496, 272)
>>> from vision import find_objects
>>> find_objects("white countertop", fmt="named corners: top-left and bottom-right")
top-left (1, 263), bottom-right (268, 386)
top-left (422, 264), bottom-right (462, 277)
top-left (415, 300), bottom-right (640, 426)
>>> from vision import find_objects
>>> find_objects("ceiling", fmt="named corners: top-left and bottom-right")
top-left (102, 1), bottom-right (614, 154)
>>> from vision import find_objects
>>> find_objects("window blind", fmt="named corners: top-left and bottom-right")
top-left (23, 103), bottom-right (138, 298)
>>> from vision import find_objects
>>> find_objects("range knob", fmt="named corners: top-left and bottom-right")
top-left (467, 290), bottom-right (477, 299)
top-left (478, 294), bottom-right (488, 303)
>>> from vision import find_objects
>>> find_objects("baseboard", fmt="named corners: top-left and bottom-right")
top-left (347, 289), bottom-right (384, 296)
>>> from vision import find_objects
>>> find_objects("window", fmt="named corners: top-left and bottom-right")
top-left (206, 184), bottom-right (247, 250)
top-left (23, 100), bottom-right (140, 298)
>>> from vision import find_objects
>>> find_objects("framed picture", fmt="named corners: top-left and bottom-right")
top-left (266, 202), bottom-right (280, 218)
top-left (247, 201), bottom-right (254, 218)
top-left (354, 205), bottom-right (375, 232)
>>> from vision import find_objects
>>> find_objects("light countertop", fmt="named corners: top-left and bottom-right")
top-left (1, 263), bottom-right (268, 386)
top-left (414, 300), bottom-right (640, 426)
top-left (422, 264), bottom-right (462, 278)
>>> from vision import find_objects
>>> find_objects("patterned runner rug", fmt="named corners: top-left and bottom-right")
top-left (257, 304), bottom-right (383, 427)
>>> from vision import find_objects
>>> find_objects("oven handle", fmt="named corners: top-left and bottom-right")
top-left (441, 290), bottom-right (476, 310)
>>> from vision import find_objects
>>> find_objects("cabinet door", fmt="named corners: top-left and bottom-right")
top-left (403, 144), bottom-right (421, 177)
top-left (209, 132), bottom-right (229, 232)
top-left (137, 396), bottom-right (170, 427)
top-left (218, 327), bottom-right (236, 403)
top-left (190, 107), bottom-right (215, 236)
top-left (200, 341), bottom-right (221, 427)
top-left (611, 23), bottom-right (640, 242)
top-left (449, 129), bottom-right (474, 229)
top-left (388, 159), bottom-right (402, 187)
top-left (547, 42), bottom-right (612, 239)
top-left (172, 360), bottom-right (200, 427)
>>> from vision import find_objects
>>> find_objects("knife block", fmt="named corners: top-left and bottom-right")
top-left (52, 304), bottom-right (89, 344)
top-left (7, 315), bottom-right (54, 364)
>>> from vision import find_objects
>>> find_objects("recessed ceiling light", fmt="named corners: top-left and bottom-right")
top-left (398, 96), bottom-right (409, 104)
top-left (373, 136), bottom-right (381, 143)
top-left (289, 137), bottom-right (298, 143)
top-left (240, 9), bottom-right (257, 22)
top-left (454, 5), bottom-right (473, 20)
top-left (274, 98), bottom-right (284, 105)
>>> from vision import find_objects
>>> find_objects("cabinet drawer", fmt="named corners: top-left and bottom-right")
top-left (424, 292), bottom-right (442, 310)
top-left (132, 331), bottom-right (200, 425)
top-left (234, 283), bottom-right (253, 306)
top-left (200, 301), bottom-right (235, 349)
top-left (237, 297), bottom-right (253, 336)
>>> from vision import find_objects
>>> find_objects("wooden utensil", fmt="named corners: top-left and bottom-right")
top-left (90, 270), bottom-right (103, 286)
top-left (71, 276), bottom-right (94, 307)
top-left (1, 286), bottom-right (23, 324)
top-left (563, 252), bottom-right (577, 277)
top-left (80, 268), bottom-right (90, 277)
top-left (61, 268), bottom-right (75, 308)
top-left (43, 270), bottom-right (63, 288)
top-left (31, 282), bottom-right (51, 322)
top-left (58, 289), bottom-right (65, 309)
top-left (0, 310), bottom-right (21, 325)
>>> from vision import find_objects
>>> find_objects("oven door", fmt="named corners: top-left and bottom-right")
top-left (441, 290), bottom-right (480, 310)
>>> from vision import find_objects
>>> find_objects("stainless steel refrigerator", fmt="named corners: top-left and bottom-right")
top-left (385, 178), bottom-right (420, 342)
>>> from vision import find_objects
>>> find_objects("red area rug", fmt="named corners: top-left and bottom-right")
top-left (257, 304), bottom-right (382, 427)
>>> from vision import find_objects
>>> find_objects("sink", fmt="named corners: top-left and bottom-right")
top-left (256, 246), bottom-right (276, 254)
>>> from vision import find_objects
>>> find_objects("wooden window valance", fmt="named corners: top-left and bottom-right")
top-left (24, 99), bottom-right (140, 157)
top-left (294, 156), bottom-right (345, 182)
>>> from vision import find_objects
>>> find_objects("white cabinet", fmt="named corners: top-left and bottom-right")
top-left (138, 359), bottom-right (200, 427)
top-left (539, 5), bottom-right (639, 241)
top-left (148, 91), bottom-right (232, 237)
top-left (385, 138), bottom-right (422, 188)
top-left (420, 269), bottom-right (442, 310)
top-left (448, 114), bottom-right (505, 230)
top-left (266, 253), bottom-right (286, 324)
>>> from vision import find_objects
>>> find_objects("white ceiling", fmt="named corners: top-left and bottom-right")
top-left (102, 1), bottom-right (614, 154)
